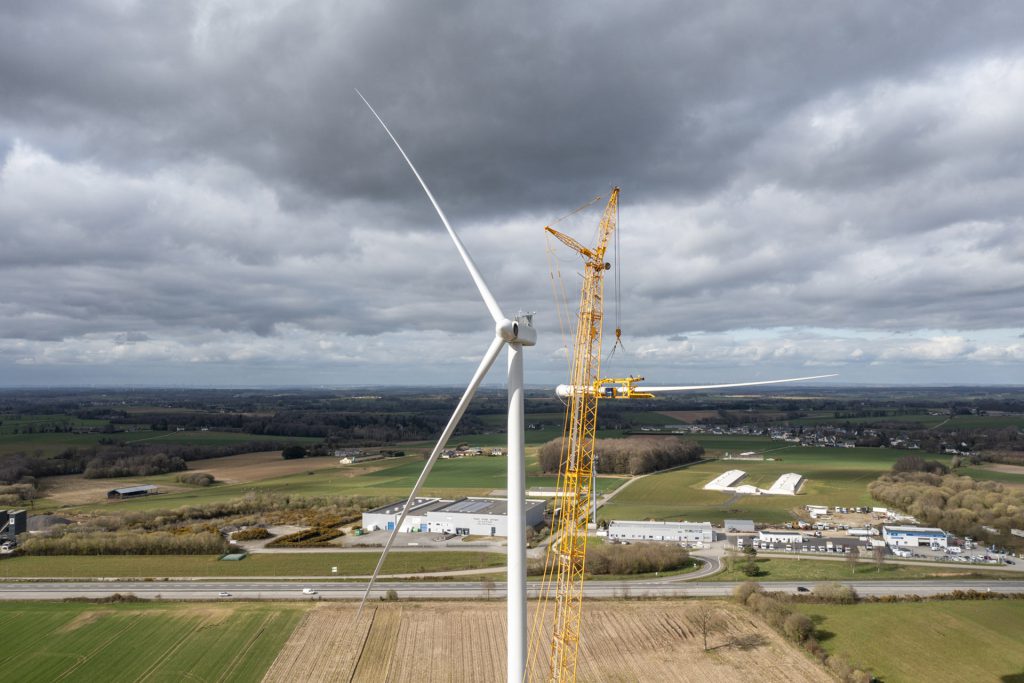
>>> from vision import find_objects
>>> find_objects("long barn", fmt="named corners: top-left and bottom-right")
top-left (107, 484), bottom-right (158, 500)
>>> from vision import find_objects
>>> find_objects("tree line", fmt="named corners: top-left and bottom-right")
top-left (0, 440), bottom-right (308, 494)
top-left (869, 471), bottom-right (1024, 548)
top-left (537, 436), bottom-right (703, 475)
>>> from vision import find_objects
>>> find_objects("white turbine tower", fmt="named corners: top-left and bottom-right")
top-left (356, 91), bottom-right (534, 683)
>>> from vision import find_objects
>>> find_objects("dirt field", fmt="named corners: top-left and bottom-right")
top-left (37, 451), bottom-right (386, 506)
top-left (39, 474), bottom-right (189, 506)
top-left (175, 450), bottom-right (342, 483)
top-left (983, 463), bottom-right (1024, 475)
top-left (263, 601), bottom-right (828, 683)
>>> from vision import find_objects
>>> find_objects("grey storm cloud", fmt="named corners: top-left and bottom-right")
top-left (1, 1), bottom-right (1023, 385)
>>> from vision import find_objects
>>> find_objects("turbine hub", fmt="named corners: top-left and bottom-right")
top-left (496, 315), bottom-right (537, 346)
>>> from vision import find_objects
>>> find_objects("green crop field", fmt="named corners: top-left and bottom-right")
top-left (0, 601), bottom-right (303, 682)
top-left (956, 465), bottom-right (1024, 485)
top-left (787, 411), bottom-right (950, 427)
top-left (0, 428), bottom-right (321, 458)
top-left (792, 599), bottom-right (1024, 682)
top-left (66, 451), bottom-right (623, 513)
top-left (0, 413), bottom-right (110, 435)
top-left (0, 550), bottom-right (505, 578)
top-left (708, 557), bottom-right (1014, 582)
top-left (599, 437), bottom-right (951, 524)
top-left (945, 413), bottom-right (1024, 429)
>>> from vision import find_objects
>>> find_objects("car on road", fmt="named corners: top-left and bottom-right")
top-left (217, 592), bottom-right (231, 597)
top-left (302, 588), bottom-right (318, 595)
top-left (796, 586), bottom-right (810, 592)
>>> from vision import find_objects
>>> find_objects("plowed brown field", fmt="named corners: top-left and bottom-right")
top-left (263, 601), bottom-right (827, 683)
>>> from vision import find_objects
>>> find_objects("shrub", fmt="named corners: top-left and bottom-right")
top-left (741, 560), bottom-right (762, 577)
top-left (585, 543), bottom-right (691, 575)
top-left (732, 580), bottom-right (763, 605)
top-left (176, 472), bottom-right (215, 486)
top-left (232, 527), bottom-right (271, 541)
top-left (281, 446), bottom-right (307, 460)
top-left (813, 582), bottom-right (859, 604)
top-left (266, 526), bottom-right (343, 547)
top-left (21, 530), bottom-right (227, 556)
top-left (783, 612), bottom-right (814, 642)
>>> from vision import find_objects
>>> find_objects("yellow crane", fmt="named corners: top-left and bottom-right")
top-left (534, 187), bottom-right (620, 682)
top-left (529, 188), bottom-right (835, 682)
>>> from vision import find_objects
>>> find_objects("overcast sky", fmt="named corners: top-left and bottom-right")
top-left (1, 2), bottom-right (1023, 388)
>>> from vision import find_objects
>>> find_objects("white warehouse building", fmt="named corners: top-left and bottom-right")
top-left (362, 497), bottom-right (546, 537)
top-left (703, 470), bottom-right (747, 491)
top-left (766, 473), bottom-right (804, 495)
top-left (607, 520), bottom-right (714, 545)
top-left (882, 525), bottom-right (948, 548)
top-left (758, 529), bottom-right (804, 545)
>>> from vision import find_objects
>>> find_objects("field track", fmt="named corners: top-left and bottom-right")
top-left (263, 600), bottom-right (828, 682)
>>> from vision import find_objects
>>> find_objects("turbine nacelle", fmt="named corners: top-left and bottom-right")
top-left (497, 314), bottom-right (537, 346)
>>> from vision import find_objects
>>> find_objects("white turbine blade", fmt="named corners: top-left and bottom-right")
top-left (639, 373), bottom-right (837, 393)
top-left (356, 89), bottom-right (504, 324)
top-left (357, 335), bottom-right (506, 614)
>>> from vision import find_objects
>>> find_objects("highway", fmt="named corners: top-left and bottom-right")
top-left (1, 578), bottom-right (1021, 601)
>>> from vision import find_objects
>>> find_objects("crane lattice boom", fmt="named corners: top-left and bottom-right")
top-left (543, 187), bottom-right (619, 682)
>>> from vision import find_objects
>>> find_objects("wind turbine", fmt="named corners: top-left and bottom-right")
top-left (355, 91), bottom-right (534, 683)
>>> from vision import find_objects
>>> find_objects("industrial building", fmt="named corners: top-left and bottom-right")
top-left (704, 470), bottom-right (806, 496)
top-left (361, 497), bottom-right (453, 533)
top-left (766, 473), bottom-right (804, 495)
top-left (758, 529), bottom-right (804, 545)
top-left (882, 525), bottom-right (948, 548)
top-left (703, 470), bottom-right (747, 491)
top-left (607, 520), bottom-right (714, 545)
top-left (0, 510), bottom-right (26, 546)
top-left (362, 496), bottom-right (546, 537)
top-left (107, 484), bottom-right (158, 500)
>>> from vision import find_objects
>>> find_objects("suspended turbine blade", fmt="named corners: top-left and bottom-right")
top-left (356, 90), bottom-right (504, 325)
top-left (638, 373), bottom-right (837, 393)
top-left (357, 335), bottom-right (507, 614)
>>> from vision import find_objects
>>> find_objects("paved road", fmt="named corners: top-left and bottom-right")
top-left (1, 578), bottom-right (1020, 601)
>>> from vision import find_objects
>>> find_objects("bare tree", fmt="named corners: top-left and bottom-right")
top-left (723, 546), bottom-right (738, 572)
top-left (846, 545), bottom-right (860, 575)
top-left (692, 603), bottom-right (723, 652)
top-left (872, 545), bottom-right (885, 573)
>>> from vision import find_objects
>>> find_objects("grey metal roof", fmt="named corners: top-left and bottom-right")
top-left (109, 485), bottom-right (158, 494)
top-left (365, 497), bottom-right (451, 516)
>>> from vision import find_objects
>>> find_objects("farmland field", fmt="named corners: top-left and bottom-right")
top-left (792, 599), bottom-right (1024, 682)
top-left (0, 551), bottom-right (506, 578)
top-left (54, 451), bottom-right (623, 514)
top-left (0, 426), bottom-right (321, 458)
top-left (600, 436), bottom-right (949, 524)
top-left (0, 601), bottom-right (304, 682)
top-left (264, 600), bottom-right (829, 682)
top-left (956, 464), bottom-right (1024, 487)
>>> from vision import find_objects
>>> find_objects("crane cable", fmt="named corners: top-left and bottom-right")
top-left (608, 196), bottom-right (624, 360)
top-left (545, 233), bottom-right (572, 363)
top-left (545, 195), bottom-right (603, 366)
